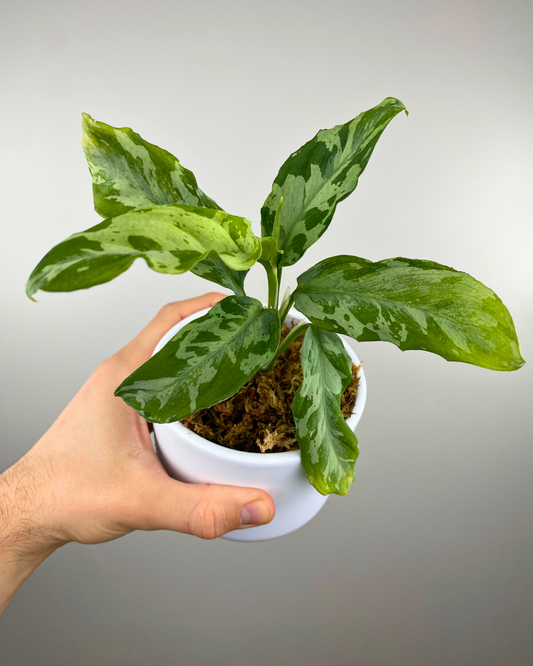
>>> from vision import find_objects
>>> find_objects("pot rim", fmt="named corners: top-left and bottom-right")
top-left (152, 305), bottom-right (367, 467)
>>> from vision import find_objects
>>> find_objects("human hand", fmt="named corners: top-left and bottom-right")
top-left (0, 293), bottom-right (275, 613)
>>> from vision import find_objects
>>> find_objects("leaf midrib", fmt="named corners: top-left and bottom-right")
top-left (281, 121), bottom-right (384, 250)
top-left (307, 336), bottom-right (349, 469)
top-left (167, 305), bottom-right (269, 379)
top-left (85, 209), bottom-right (249, 258)
top-left (90, 135), bottom-right (167, 209)
top-left (296, 286), bottom-right (481, 324)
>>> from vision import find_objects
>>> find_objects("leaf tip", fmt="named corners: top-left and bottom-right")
top-left (385, 96), bottom-right (408, 117)
top-left (81, 112), bottom-right (95, 129)
top-left (25, 280), bottom-right (38, 302)
top-left (81, 113), bottom-right (100, 148)
top-left (513, 352), bottom-right (526, 370)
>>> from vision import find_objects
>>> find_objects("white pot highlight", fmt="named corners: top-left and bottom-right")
top-left (153, 306), bottom-right (367, 542)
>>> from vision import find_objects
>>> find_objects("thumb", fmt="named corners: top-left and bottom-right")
top-left (139, 477), bottom-right (276, 540)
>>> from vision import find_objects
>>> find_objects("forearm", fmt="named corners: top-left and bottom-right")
top-left (0, 457), bottom-right (61, 615)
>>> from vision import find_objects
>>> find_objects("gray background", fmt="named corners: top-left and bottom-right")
top-left (1, 0), bottom-right (532, 664)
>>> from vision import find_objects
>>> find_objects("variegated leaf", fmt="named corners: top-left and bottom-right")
top-left (26, 205), bottom-right (261, 299)
top-left (115, 297), bottom-right (281, 423)
top-left (190, 258), bottom-right (247, 296)
top-left (292, 326), bottom-right (359, 496)
top-left (294, 256), bottom-right (525, 371)
top-left (82, 113), bottom-right (248, 294)
top-left (82, 112), bottom-right (220, 218)
top-left (261, 97), bottom-right (407, 267)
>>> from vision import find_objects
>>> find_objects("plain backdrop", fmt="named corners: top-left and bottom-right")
top-left (1, 0), bottom-right (532, 664)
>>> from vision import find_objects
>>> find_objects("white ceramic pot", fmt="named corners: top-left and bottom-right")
top-left (153, 306), bottom-right (367, 542)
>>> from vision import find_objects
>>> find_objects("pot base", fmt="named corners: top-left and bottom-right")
top-left (155, 433), bottom-right (329, 541)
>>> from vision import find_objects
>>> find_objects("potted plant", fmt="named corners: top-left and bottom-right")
top-left (26, 97), bottom-right (524, 541)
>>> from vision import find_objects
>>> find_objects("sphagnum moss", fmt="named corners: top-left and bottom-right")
top-left (183, 323), bottom-right (359, 453)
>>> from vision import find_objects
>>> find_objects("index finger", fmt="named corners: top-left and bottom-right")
top-left (118, 292), bottom-right (226, 369)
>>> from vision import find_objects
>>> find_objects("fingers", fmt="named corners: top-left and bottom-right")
top-left (136, 292), bottom-right (226, 354)
top-left (137, 477), bottom-right (276, 539)
top-left (118, 292), bottom-right (226, 369)
top-left (139, 292), bottom-right (226, 350)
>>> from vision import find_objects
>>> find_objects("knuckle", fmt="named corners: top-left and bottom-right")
top-left (160, 302), bottom-right (177, 315)
top-left (156, 302), bottom-right (179, 321)
top-left (96, 355), bottom-right (120, 376)
top-left (95, 352), bottom-right (133, 386)
top-left (188, 493), bottom-right (230, 540)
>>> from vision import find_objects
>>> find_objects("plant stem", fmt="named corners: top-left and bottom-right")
top-left (264, 262), bottom-right (279, 309)
top-left (264, 321), bottom-right (310, 372)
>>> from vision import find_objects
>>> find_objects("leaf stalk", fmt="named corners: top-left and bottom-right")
top-left (264, 321), bottom-right (310, 372)
top-left (264, 261), bottom-right (279, 309)
top-left (278, 289), bottom-right (295, 325)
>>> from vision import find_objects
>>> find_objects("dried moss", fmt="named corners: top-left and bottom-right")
top-left (182, 322), bottom-right (359, 453)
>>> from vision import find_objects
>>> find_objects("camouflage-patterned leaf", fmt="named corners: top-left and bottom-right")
top-left (292, 326), bottom-right (359, 496)
top-left (82, 112), bottom-right (220, 218)
top-left (26, 205), bottom-right (261, 299)
top-left (294, 256), bottom-right (525, 371)
top-left (115, 297), bottom-right (281, 423)
top-left (190, 258), bottom-right (247, 296)
top-left (82, 113), bottom-right (248, 294)
top-left (261, 97), bottom-right (407, 267)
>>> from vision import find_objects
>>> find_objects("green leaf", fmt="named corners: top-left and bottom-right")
top-left (294, 256), bottom-right (525, 371)
top-left (82, 113), bottom-right (220, 218)
top-left (259, 236), bottom-right (282, 265)
top-left (261, 97), bottom-right (407, 267)
top-left (292, 326), bottom-right (359, 496)
top-left (82, 113), bottom-right (249, 295)
top-left (272, 196), bottom-right (283, 246)
top-left (26, 205), bottom-right (261, 299)
top-left (115, 297), bottom-right (281, 423)
top-left (190, 259), bottom-right (248, 297)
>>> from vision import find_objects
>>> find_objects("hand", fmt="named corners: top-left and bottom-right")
top-left (0, 293), bottom-right (275, 614)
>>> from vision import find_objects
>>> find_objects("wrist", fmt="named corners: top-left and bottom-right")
top-left (0, 455), bottom-right (63, 614)
top-left (0, 540), bottom-right (58, 615)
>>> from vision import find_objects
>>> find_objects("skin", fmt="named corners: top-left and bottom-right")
top-left (0, 293), bottom-right (275, 615)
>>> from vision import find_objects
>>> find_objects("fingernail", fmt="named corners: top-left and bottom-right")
top-left (240, 501), bottom-right (270, 527)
